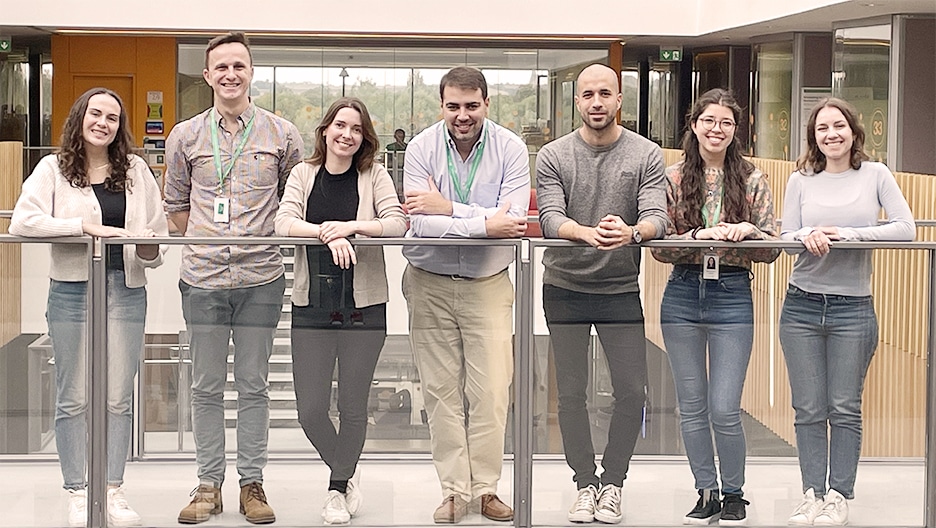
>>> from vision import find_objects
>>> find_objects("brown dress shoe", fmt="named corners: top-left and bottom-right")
top-left (481, 493), bottom-right (514, 522)
top-left (240, 482), bottom-right (276, 524)
top-left (433, 494), bottom-right (468, 524)
top-left (178, 484), bottom-right (222, 524)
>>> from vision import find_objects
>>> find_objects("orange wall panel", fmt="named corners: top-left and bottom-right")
top-left (51, 35), bottom-right (176, 146)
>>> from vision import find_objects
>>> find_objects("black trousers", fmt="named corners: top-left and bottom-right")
top-left (543, 284), bottom-right (647, 489)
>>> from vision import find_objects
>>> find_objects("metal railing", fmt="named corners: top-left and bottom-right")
top-left (0, 233), bottom-right (933, 528)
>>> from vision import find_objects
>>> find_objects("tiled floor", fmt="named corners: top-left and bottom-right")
top-left (2, 458), bottom-right (924, 527)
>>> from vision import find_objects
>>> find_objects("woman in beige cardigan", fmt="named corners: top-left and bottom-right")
top-left (274, 97), bottom-right (405, 525)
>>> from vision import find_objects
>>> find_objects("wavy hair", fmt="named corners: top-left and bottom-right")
top-left (677, 88), bottom-right (755, 226)
top-left (308, 97), bottom-right (379, 173)
top-left (57, 87), bottom-right (134, 192)
top-left (795, 97), bottom-right (869, 174)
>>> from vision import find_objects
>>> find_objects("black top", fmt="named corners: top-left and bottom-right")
top-left (303, 164), bottom-right (360, 309)
top-left (91, 182), bottom-right (126, 270)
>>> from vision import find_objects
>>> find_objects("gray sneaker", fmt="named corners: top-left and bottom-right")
top-left (568, 485), bottom-right (598, 523)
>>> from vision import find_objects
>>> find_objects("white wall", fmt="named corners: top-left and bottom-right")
top-left (4, 0), bottom-right (845, 37)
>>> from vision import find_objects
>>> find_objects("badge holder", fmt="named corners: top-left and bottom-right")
top-left (213, 197), bottom-right (230, 223)
top-left (703, 251), bottom-right (719, 280)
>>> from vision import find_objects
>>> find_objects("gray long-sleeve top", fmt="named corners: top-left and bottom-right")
top-left (536, 127), bottom-right (669, 294)
top-left (780, 161), bottom-right (915, 297)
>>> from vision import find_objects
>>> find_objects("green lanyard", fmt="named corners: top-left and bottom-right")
top-left (703, 190), bottom-right (723, 228)
top-left (210, 107), bottom-right (256, 192)
top-left (444, 125), bottom-right (487, 204)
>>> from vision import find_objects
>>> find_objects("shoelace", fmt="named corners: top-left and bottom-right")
top-left (244, 483), bottom-right (267, 503)
top-left (792, 497), bottom-right (819, 516)
top-left (71, 495), bottom-right (87, 515)
top-left (189, 486), bottom-right (216, 502)
top-left (325, 492), bottom-right (347, 511)
top-left (597, 486), bottom-right (620, 511)
top-left (573, 488), bottom-right (596, 510)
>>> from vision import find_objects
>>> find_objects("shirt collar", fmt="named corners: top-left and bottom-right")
top-left (213, 101), bottom-right (256, 130)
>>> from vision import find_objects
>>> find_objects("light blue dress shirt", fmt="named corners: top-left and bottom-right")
top-left (402, 119), bottom-right (531, 278)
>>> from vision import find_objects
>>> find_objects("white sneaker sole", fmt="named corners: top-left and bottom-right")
top-left (719, 518), bottom-right (747, 526)
top-left (568, 511), bottom-right (595, 523)
top-left (594, 511), bottom-right (623, 524)
top-left (684, 514), bottom-right (720, 525)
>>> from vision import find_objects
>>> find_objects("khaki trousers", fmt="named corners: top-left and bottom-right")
top-left (403, 265), bottom-right (514, 501)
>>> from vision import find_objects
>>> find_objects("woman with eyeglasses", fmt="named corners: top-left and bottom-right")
top-left (780, 98), bottom-right (914, 526)
top-left (10, 87), bottom-right (167, 527)
top-left (652, 88), bottom-right (780, 526)
top-left (274, 97), bottom-right (406, 525)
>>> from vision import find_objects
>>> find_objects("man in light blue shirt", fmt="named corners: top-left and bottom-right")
top-left (402, 66), bottom-right (529, 524)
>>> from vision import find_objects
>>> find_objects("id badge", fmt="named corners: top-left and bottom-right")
top-left (703, 252), bottom-right (719, 280)
top-left (213, 197), bottom-right (230, 223)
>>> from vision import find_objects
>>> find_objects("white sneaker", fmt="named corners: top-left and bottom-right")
top-left (107, 486), bottom-right (142, 527)
top-left (813, 489), bottom-right (848, 526)
top-left (788, 488), bottom-right (822, 525)
top-left (595, 483), bottom-right (624, 524)
top-left (67, 489), bottom-right (87, 528)
top-left (568, 485), bottom-right (598, 523)
top-left (345, 470), bottom-right (362, 517)
top-left (322, 490), bottom-right (351, 525)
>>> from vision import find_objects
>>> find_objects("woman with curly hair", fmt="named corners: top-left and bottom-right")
top-left (10, 87), bottom-right (168, 527)
top-left (652, 88), bottom-right (780, 525)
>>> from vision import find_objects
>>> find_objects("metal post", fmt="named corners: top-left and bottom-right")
top-left (926, 249), bottom-right (936, 528)
top-left (513, 239), bottom-right (533, 528)
top-left (89, 236), bottom-right (108, 528)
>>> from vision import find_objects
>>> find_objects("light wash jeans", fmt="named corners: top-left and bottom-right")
top-left (180, 275), bottom-right (285, 488)
top-left (660, 266), bottom-right (754, 495)
top-left (779, 284), bottom-right (878, 499)
top-left (47, 268), bottom-right (146, 490)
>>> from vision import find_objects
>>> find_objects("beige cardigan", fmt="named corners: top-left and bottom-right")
top-left (9, 154), bottom-right (168, 287)
top-left (274, 161), bottom-right (406, 308)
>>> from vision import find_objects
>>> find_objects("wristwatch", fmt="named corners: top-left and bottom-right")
top-left (631, 226), bottom-right (642, 244)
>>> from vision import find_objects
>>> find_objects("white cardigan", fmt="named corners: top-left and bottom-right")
top-left (10, 154), bottom-right (169, 287)
top-left (274, 161), bottom-right (406, 308)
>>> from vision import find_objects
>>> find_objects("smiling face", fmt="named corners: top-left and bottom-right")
top-left (441, 85), bottom-right (489, 149)
top-left (575, 65), bottom-right (622, 133)
top-left (691, 103), bottom-right (737, 160)
top-left (81, 93), bottom-right (122, 151)
top-left (203, 42), bottom-right (253, 106)
top-left (814, 105), bottom-right (854, 165)
top-left (325, 106), bottom-right (364, 163)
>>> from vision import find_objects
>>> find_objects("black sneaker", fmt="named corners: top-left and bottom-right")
top-left (684, 489), bottom-right (720, 525)
top-left (719, 494), bottom-right (749, 526)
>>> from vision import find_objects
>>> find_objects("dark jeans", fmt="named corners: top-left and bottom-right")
top-left (543, 284), bottom-right (647, 489)
top-left (291, 302), bottom-right (386, 483)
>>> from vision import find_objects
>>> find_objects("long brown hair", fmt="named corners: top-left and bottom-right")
top-left (57, 87), bottom-right (134, 192)
top-left (678, 88), bottom-right (755, 226)
top-left (308, 97), bottom-right (379, 173)
top-left (795, 97), bottom-right (869, 174)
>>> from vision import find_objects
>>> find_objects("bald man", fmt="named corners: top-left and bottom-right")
top-left (535, 64), bottom-right (668, 524)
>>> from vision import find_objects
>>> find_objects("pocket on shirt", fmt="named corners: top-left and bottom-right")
top-left (244, 150), bottom-right (280, 191)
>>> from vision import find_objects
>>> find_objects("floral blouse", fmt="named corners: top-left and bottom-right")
top-left (650, 161), bottom-right (780, 268)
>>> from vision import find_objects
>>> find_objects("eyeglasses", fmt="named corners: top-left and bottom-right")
top-left (697, 116), bottom-right (736, 131)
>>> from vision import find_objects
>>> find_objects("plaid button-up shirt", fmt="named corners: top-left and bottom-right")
top-left (165, 104), bottom-right (304, 289)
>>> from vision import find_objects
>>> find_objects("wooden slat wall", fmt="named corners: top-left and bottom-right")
top-left (0, 142), bottom-right (23, 348)
top-left (647, 149), bottom-right (930, 456)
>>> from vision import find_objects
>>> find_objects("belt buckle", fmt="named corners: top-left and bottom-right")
top-left (451, 274), bottom-right (466, 281)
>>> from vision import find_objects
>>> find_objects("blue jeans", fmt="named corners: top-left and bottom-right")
top-left (779, 284), bottom-right (878, 499)
top-left (47, 269), bottom-right (146, 490)
top-left (660, 266), bottom-right (753, 495)
top-left (180, 275), bottom-right (285, 488)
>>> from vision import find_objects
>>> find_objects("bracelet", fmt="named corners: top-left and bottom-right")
top-left (691, 226), bottom-right (702, 239)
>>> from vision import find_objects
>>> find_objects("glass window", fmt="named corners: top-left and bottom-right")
top-left (833, 24), bottom-right (891, 162)
top-left (752, 41), bottom-right (794, 159)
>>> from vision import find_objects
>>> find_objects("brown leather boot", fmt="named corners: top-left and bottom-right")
top-left (178, 484), bottom-right (222, 524)
top-left (240, 482), bottom-right (276, 524)
top-left (481, 493), bottom-right (514, 521)
top-left (433, 494), bottom-right (468, 524)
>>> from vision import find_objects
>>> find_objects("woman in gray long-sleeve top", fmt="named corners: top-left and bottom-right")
top-left (780, 97), bottom-right (915, 527)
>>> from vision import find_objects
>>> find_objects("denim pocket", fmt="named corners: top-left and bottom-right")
top-left (718, 273), bottom-right (752, 293)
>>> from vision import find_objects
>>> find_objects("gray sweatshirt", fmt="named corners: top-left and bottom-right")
top-left (536, 127), bottom-right (669, 294)
top-left (780, 161), bottom-right (915, 297)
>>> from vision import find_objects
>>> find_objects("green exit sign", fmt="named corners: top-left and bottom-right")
top-left (0, 38), bottom-right (11, 53)
top-left (660, 48), bottom-right (682, 62)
